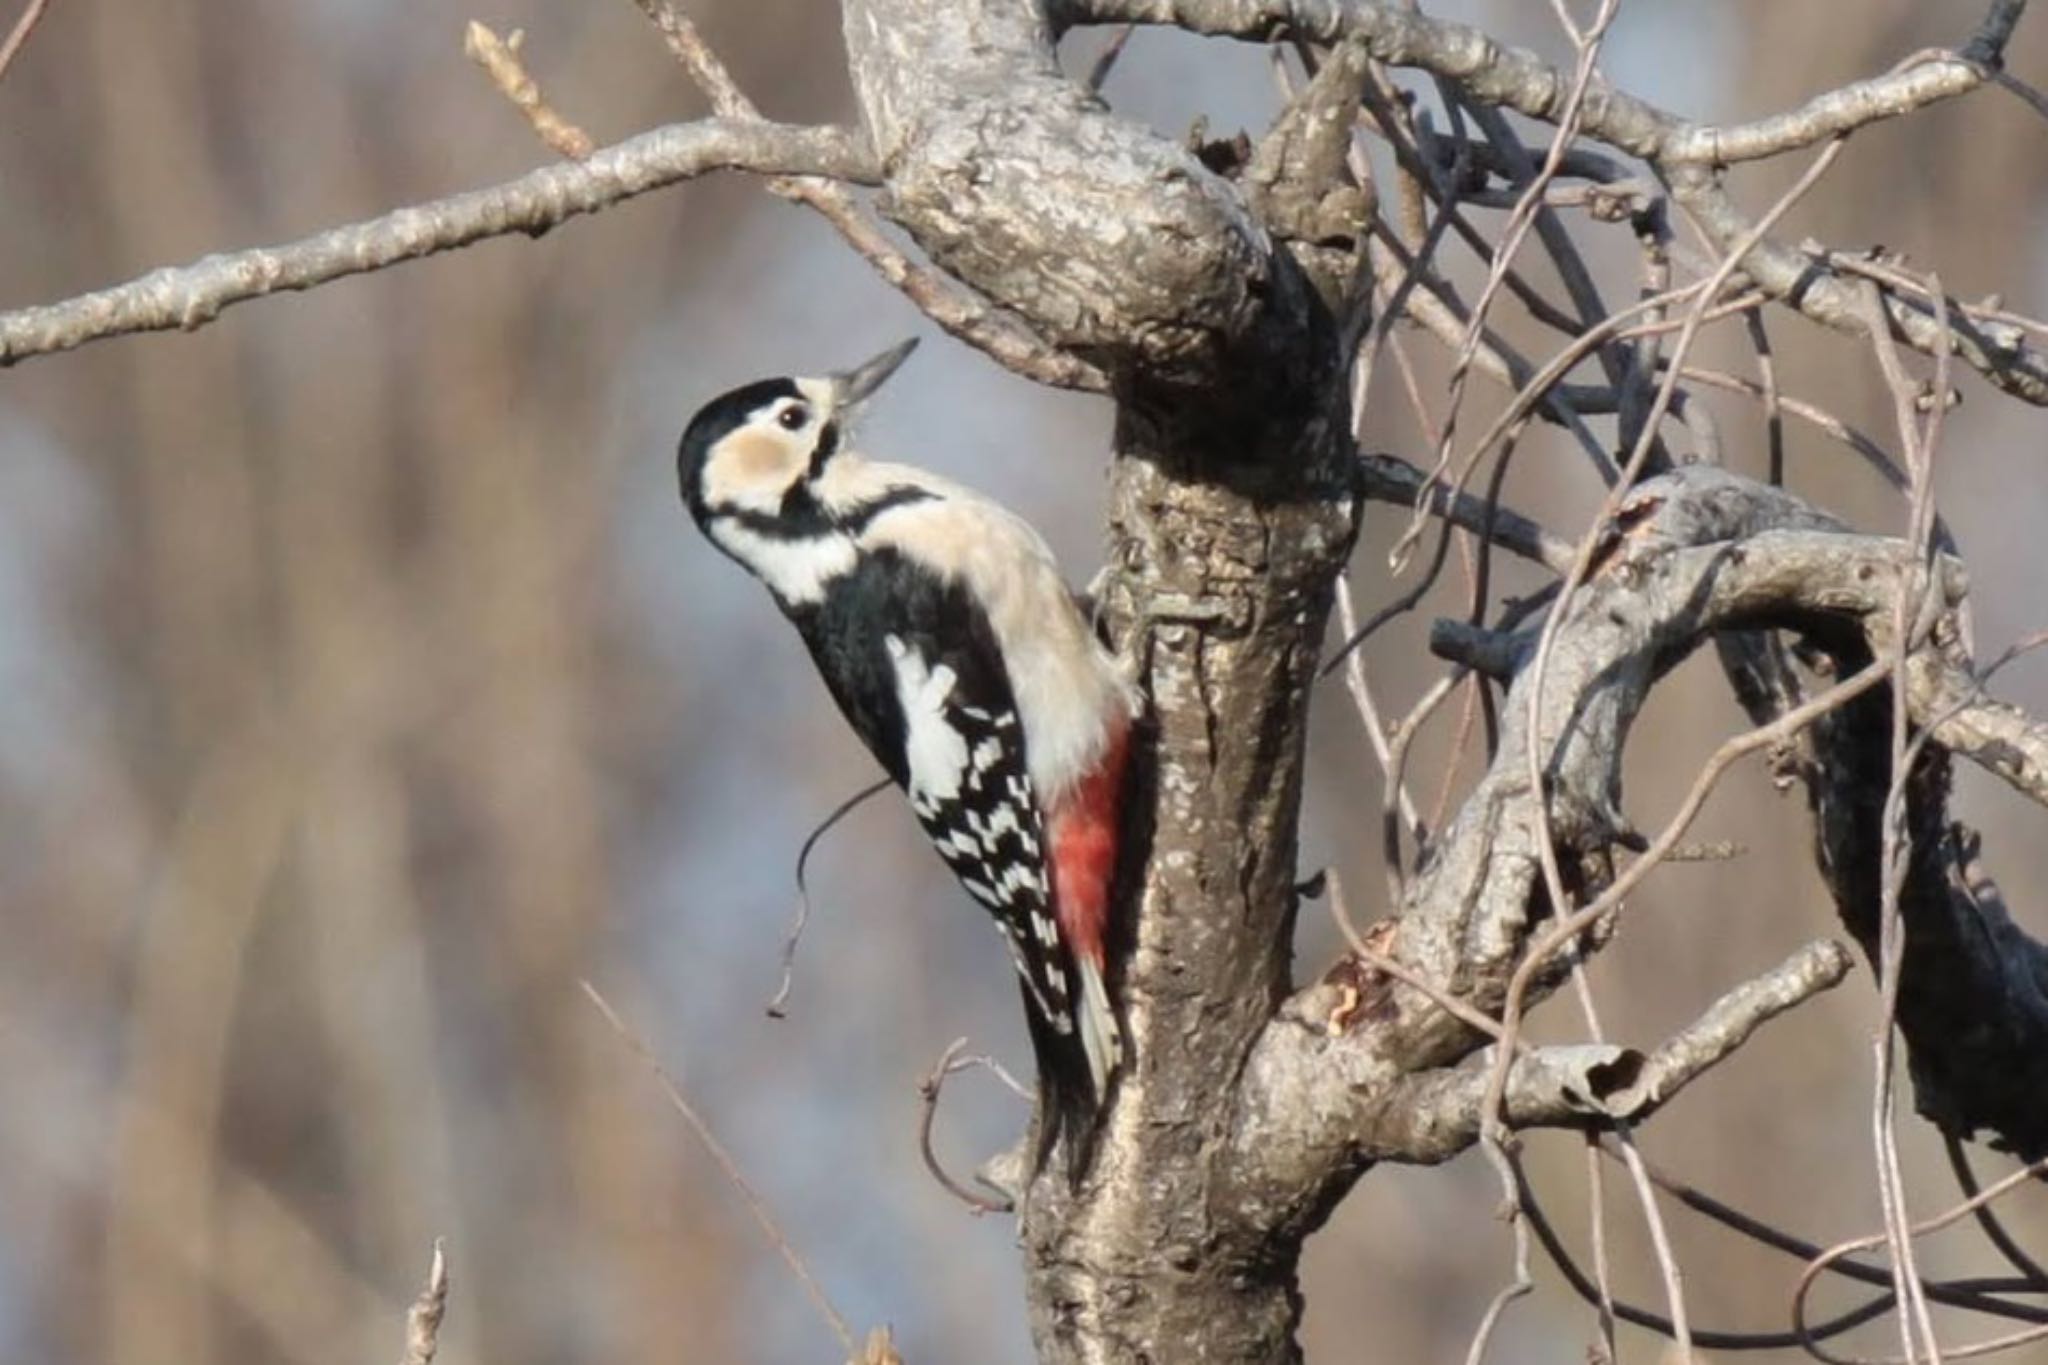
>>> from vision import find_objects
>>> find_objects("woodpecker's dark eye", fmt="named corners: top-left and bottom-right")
top-left (778, 404), bottom-right (809, 431)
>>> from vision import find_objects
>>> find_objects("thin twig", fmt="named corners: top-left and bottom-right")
top-left (398, 1240), bottom-right (448, 1365)
top-left (1679, 365), bottom-right (1904, 489)
top-left (1600, 1138), bottom-right (2048, 1323)
top-left (1584, 1136), bottom-right (1617, 1363)
top-left (1987, 66), bottom-right (2048, 125)
top-left (1086, 23), bottom-right (1138, 91)
top-left (1862, 266), bottom-right (1954, 1365)
top-left (1559, 918), bottom-right (1697, 1361)
top-left (462, 23), bottom-right (596, 160)
top-left (1326, 869), bottom-right (1506, 1041)
top-left (1381, 668), bottom-right (1470, 900)
top-left (1822, 246), bottom-right (2048, 349)
top-left (1745, 306), bottom-right (1786, 484)
top-left (580, 981), bottom-right (860, 1356)
top-left (1944, 1134), bottom-right (2048, 1286)
top-left (1334, 580), bottom-right (1423, 841)
top-left (1794, 1156), bottom-right (2048, 1365)
top-left (1462, 1204), bottom-right (1534, 1365)
top-left (0, 0), bottom-right (49, 83)
top-left (767, 777), bottom-right (892, 1018)
top-left (917, 1038), bottom-right (1024, 1215)
top-left (1524, 1160), bottom-right (1908, 1350)
top-left (1354, 451), bottom-right (1572, 571)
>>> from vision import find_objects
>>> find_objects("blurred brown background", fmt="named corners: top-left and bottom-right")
top-left (0, 2), bottom-right (2041, 1361)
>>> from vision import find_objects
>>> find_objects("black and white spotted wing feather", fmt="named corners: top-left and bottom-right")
top-left (783, 549), bottom-right (1095, 1143)
top-left (895, 679), bottom-right (1072, 1026)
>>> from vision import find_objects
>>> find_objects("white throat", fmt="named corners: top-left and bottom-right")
top-left (709, 518), bottom-right (856, 607)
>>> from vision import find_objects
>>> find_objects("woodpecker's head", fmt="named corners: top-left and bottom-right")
top-left (678, 338), bottom-right (919, 530)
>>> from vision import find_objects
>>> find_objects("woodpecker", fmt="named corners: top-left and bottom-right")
top-left (676, 338), bottom-right (1136, 1174)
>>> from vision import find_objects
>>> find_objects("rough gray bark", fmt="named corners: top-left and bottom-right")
top-left (834, 3), bottom-right (2048, 1360)
top-left (841, 4), bottom-right (1356, 1354)
top-left (826, 3), bottom-right (2048, 1360)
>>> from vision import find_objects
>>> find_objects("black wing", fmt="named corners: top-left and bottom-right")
top-left (793, 549), bottom-right (1101, 1169)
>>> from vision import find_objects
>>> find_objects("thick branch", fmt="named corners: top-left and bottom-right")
top-left (1909, 655), bottom-right (2048, 807)
top-left (845, 0), bottom-right (1325, 394)
top-left (1231, 466), bottom-right (2033, 1226)
top-left (0, 120), bottom-right (876, 366)
top-left (1720, 593), bottom-right (2048, 1160)
top-left (836, 8), bottom-right (1363, 1361)
top-left (1350, 939), bottom-right (1851, 1165)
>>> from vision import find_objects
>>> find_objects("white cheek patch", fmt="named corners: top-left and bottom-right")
top-left (709, 522), bottom-right (856, 606)
top-left (884, 635), bottom-right (970, 803)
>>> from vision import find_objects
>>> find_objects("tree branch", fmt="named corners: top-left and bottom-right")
top-left (0, 0), bottom-right (51, 85)
top-left (630, 0), bottom-right (1104, 390)
top-left (0, 119), bottom-right (876, 367)
top-left (1069, 0), bottom-right (2048, 403)
top-left (1068, 0), bottom-right (2021, 163)
top-left (1348, 939), bottom-right (1852, 1165)
top-left (1228, 466), bottom-right (2048, 1228)
top-left (463, 22), bottom-right (597, 160)
top-left (397, 1241), bottom-right (448, 1365)
top-left (845, 0), bottom-right (1323, 391)
top-left (1356, 450), bottom-right (1572, 573)
top-left (835, 6), bottom-right (1363, 1360)
top-left (1908, 656), bottom-right (2048, 809)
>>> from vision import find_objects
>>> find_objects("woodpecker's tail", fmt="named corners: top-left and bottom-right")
top-left (1022, 982), bottom-right (1117, 1184)
top-left (1074, 957), bottom-right (1121, 1097)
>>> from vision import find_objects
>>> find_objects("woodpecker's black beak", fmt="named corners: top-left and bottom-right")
top-left (832, 337), bottom-right (919, 409)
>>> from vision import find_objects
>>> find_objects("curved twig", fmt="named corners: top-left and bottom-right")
top-left (917, 1037), bottom-right (1024, 1216)
top-left (766, 777), bottom-right (893, 1018)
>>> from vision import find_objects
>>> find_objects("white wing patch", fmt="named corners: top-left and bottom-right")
top-left (884, 634), bottom-right (971, 804)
